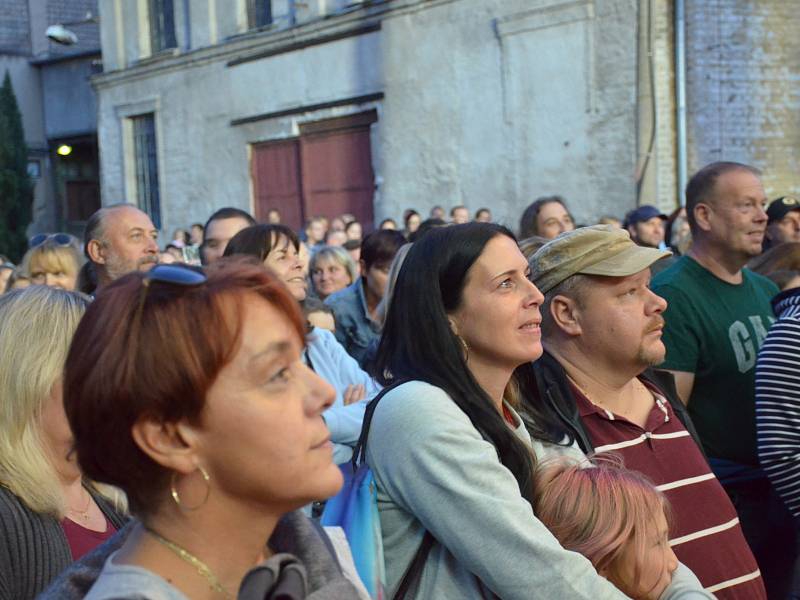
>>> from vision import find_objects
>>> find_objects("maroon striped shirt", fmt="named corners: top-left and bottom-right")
top-left (572, 380), bottom-right (765, 600)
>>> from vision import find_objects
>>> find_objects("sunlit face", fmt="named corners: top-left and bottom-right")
top-left (702, 169), bottom-right (768, 260)
top-left (307, 310), bottom-right (335, 332)
top-left (307, 221), bottom-right (326, 244)
top-left (29, 254), bottom-right (78, 291)
top-left (449, 235), bottom-right (544, 373)
top-left (100, 206), bottom-right (159, 279)
top-left (612, 511), bottom-right (677, 600)
top-left (263, 235), bottom-right (306, 301)
top-left (195, 296), bottom-right (342, 512)
top-left (451, 208), bottom-right (470, 225)
top-left (202, 217), bottom-right (251, 265)
top-left (630, 217), bottom-right (665, 249)
top-left (571, 269), bottom-right (667, 370)
top-left (311, 257), bottom-right (352, 300)
top-left (346, 222), bottom-right (362, 241)
top-left (475, 210), bottom-right (492, 223)
top-left (766, 210), bottom-right (800, 245)
top-left (536, 202), bottom-right (575, 239)
top-left (40, 379), bottom-right (80, 482)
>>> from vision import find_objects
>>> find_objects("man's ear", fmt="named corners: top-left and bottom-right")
top-left (86, 239), bottom-right (107, 265)
top-left (549, 295), bottom-right (583, 337)
top-left (693, 203), bottom-right (713, 233)
top-left (130, 417), bottom-right (200, 475)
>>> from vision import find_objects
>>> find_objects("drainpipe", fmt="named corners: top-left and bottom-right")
top-left (675, 0), bottom-right (688, 205)
top-left (182, 0), bottom-right (191, 50)
top-left (289, 0), bottom-right (297, 26)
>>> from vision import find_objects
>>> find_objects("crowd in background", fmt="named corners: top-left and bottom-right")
top-left (1, 162), bottom-right (800, 599)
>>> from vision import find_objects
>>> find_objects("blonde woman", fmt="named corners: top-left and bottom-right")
top-left (20, 233), bottom-right (84, 291)
top-left (310, 246), bottom-right (358, 301)
top-left (0, 287), bottom-right (127, 600)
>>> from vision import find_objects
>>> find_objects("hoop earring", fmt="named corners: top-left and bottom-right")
top-left (171, 465), bottom-right (210, 511)
top-left (456, 334), bottom-right (470, 363)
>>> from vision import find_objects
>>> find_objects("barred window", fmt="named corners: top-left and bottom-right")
top-left (131, 114), bottom-right (162, 229)
top-left (150, 0), bottom-right (177, 52)
top-left (247, 0), bottom-right (272, 29)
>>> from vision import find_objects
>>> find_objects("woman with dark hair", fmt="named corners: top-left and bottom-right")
top-left (225, 226), bottom-right (381, 464)
top-left (47, 261), bottom-right (362, 599)
top-left (402, 210), bottom-right (421, 237)
top-left (519, 195), bottom-right (575, 240)
top-left (368, 223), bottom-right (627, 598)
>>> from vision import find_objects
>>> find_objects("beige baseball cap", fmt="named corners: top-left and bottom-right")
top-left (529, 225), bottom-right (672, 294)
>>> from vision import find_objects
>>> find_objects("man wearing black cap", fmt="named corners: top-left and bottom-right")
top-left (764, 196), bottom-right (800, 250)
top-left (624, 205), bottom-right (674, 275)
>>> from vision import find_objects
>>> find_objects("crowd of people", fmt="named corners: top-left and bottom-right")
top-left (0, 161), bottom-right (799, 599)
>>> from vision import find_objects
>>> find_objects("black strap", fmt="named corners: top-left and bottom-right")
top-left (393, 531), bottom-right (435, 600)
top-left (351, 380), bottom-right (436, 599)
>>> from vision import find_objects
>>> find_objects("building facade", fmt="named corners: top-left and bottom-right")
top-left (92, 0), bottom-right (800, 236)
top-left (0, 0), bottom-right (102, 237)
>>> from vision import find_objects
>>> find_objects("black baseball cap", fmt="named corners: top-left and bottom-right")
top-left (766, 196), bottom-right (800, 224)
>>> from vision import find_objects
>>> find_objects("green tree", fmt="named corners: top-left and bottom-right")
top-left (0, 70), bottom-right (33, 262)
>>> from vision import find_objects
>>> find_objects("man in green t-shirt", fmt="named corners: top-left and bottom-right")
top-left (652, 161), bottom-right (793, 598)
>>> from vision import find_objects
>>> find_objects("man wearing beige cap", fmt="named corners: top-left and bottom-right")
top-left (526, 225), bottom-right (765, 599)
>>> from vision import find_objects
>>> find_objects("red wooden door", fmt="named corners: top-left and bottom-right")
top-left (300, 127), bottom-right (375, 229)
top-left (251, 139), bottom-right (304, 231)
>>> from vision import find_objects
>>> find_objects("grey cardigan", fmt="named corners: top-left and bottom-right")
top-left (0, 484), bottom-right (128, 600)
top-left (40, 511), bottom-right (362, 599)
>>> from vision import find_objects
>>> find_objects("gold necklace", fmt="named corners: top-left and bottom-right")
top-left (145, 527), bottom-right (233, 598)
top-left (67, 489), bottom-right (92, 521)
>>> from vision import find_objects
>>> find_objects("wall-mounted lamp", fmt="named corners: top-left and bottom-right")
top-left (45, 11), bottom-right (98, 46)
top-left (57, 144), bottom-right (73, 156)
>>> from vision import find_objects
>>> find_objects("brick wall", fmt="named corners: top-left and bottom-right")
top-left (686, 0), bottom-right (800, 197)
top-left (0, 0), bottom-right (31, 54)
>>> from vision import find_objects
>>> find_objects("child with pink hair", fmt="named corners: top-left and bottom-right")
top-left (533, 458), bottom-right (714, 600)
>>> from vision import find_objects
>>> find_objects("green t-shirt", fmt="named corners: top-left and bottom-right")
top-left (651, 256), bottom-right (778, 466)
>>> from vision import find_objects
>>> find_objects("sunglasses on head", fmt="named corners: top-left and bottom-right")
top-left (128, 264), bottom-right (208, 343)
top-left (28, 233), bottom-right (73, 249)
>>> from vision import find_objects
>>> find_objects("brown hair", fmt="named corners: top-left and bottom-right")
top-left (748, 241), bottom-right (800, 276)
top-left (63, 258), bottom-right (305, 515)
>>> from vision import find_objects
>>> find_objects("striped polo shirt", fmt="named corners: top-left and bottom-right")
top-left (572, 381), bottom-right (765, 600)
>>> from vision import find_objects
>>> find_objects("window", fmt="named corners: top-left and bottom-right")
top-left (150, 0), bottom-right (177, 52)
top-left (131, 114), bottom-right (162, 229)
top-left (247, 0), bottom-right (272, 29)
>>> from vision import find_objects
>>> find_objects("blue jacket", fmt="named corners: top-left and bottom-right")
top-left (324, 279), bottom-right (380, 369)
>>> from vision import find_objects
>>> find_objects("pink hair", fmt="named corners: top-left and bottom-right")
top-left (532, 455), bottom-right (671, 594)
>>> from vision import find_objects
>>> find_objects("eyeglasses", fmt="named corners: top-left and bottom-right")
top-left (29, 233), bottom-right (73, 249)
top-left (129, 265), bottom-right (208, 344)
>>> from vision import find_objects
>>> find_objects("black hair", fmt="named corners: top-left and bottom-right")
top-left (403, 209), bottom-right (420, 227)
top-left (519, 196), bottom-right (569, 239)
top-left (202, 207), bottom-right (256, 234)
top-left (360, 230), bottom-right (406, 271)
top-left (223, 224), bottom-right (299, 261)
top-left (408, 218), bottom-right (447, 242)
top-left (685, 162), bottom-right (761, 234)
top-left (450, 205), bottom-right (467, 217)
top-left (376, 223), bottom-right (539, 503)
top-left (475, 207), bottom-right (491, 219)
top-left (342, 239), bottom-right (361, 251)
top-left (344, 220), bottom-right (362, 234)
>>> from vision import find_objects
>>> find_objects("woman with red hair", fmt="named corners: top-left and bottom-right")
top-left (44, 259), bottom-right (363, 599)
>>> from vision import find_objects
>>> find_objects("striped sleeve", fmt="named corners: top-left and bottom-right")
top-left (755, 317), bottom-right (800, 520)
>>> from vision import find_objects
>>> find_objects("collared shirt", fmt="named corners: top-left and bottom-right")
top-left (573, 380), bottom-right (765, 600)
top-left (324, 278), bottom-right (380, 368)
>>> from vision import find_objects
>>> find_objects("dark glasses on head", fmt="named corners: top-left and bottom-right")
top-left (29, 233), bottom-right (73, 249)
top-left (129, 265), bottom-right (208, 342)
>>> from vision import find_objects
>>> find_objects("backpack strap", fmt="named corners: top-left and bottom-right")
top-left (393, 531), bottom-right (435, 600)
top-left (350, 380), bottom-right (437, 599)
top-left (351, 379), bottom-right (407, 469)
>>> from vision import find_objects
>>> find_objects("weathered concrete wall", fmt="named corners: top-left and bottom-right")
top-left (41, 57), bottom-right (98, 138)
top-left (95, 0), bottom-right (642, 235)
top-left (686, 0), bottom-right (800, 199)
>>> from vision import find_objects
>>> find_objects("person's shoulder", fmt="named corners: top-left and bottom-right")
top-left (371, 381), bottom-right (466, 432)
top-left (651, 255), bottom-right (694, 288)
top-left (743, 268), bottom-right (780, 294)
top-left (85, 552), bottom-right (188, 600)
top-left (308, 326), bottom-right (337, 347)
top-left (324, 282), bottom-right (358, 308)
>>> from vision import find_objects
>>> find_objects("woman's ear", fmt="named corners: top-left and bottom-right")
top-left (130, 417), bottom-right (200, 475)
top-left (549, 295), bottom-right (583, 337)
